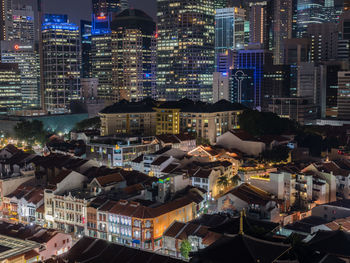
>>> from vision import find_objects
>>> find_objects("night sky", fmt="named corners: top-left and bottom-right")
top-left (44, 0), bottom-right (157, 24)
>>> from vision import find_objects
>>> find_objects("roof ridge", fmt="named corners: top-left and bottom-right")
top-left (174, 222), bottom-right (188, 239)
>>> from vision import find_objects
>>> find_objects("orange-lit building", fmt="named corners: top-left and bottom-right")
top-left (94, 189), bottom-right (204, 250)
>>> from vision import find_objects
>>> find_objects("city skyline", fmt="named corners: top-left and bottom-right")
top-left (44, 0), bottom-right (157, 23)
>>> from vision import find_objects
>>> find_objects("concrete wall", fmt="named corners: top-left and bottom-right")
top-left (216, 132), bottom-right (265, 156)
top-left (312, 205), bottom-right (350, 220)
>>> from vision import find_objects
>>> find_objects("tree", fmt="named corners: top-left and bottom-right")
top-left (14, 120), bottom-right (48, 145)
top-left (295, 132), bottom-right (323, 157)
top-left (180, 239), bottom-right (192, 259)
top-left (74, 117), bottom-right (101, 131)
top-left (230, 174), bottom-right (240, 186)
top-left (217, 175), bottom-right (229, 188)
top-left (238, 110), bottom-right (298, 137)
top-left (196, 136), bottom-right (210, 146)
top-left (261, 145), bottom-right (290, 163)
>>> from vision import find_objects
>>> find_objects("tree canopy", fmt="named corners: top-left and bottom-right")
top-left (238, 110), bottom-right (298, 137)
top-left (180, 239), bottom-right (192, 259)
top-left (261, 145), bottom-right (290, 163)
top-left (74, 116), bottom-right (101, 131)
top-left (14, 120), bottom-right (48, 145)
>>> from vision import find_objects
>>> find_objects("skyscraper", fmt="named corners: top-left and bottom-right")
top-left (337, 71), bottom-right (350, 119)
top-left (296, 0), bottom-right (326, 38)
top-left (0, 4), bottom-right (40, 109)
top-left (92, 0), bottom-right (128, 15)
top-left (91, 0), bottom-right (128, 101)
top-left (12, 5), bottom-right (35, 43)
top-left (307, 23), bottom-right (338, 62)
top-left (0, 41), bottom-right (39, 108)
top-left (0, 63), bottom-right (21, 114)
top-left (215, 7), bottom-right (246, 57)
top-left (91, 13), bottom-right (113, 100)
top-left (42, 14), bottom-right (80, 113)
top-left (0, 0), bottom-right (13, 41)
top-left (235, 48), bottom-right (273, 109)
top-left (273, 0), bottom-right (293, 64)
top-left (81, 20), bottom-right (92, 78)
top-left (249, 2), bottom-right (268, 47)
top-left (157, 0), bottom-right (215, 102)
top-left (111, 9), bottom-right (156, 101)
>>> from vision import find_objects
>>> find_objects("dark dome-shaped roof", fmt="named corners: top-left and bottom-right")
top-left (116, 9), bottom-right (153, 20)
top-left (111, 9), bottom-right (155, 34)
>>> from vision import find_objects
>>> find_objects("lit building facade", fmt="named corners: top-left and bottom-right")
top-left (0, 0), bottom-right (13, 41)
top-left (296, 0), bottom-right (326, 38)
top-left (99, 99), bottom-right (244, 143)
top-left (235, 49), bottom-right (273, 110)
top-left (42, 14), bottom-right (81, 113)
top-left (92, 0), bottom-right (128, 15)
top-left (337, 71), bottom-right (350, 120)
top-left (12, 5), bottom-right (35, 43)
top-left (91, 14), bottom-right (113, 101)
top-left (0, 41), bottom-right (40, 108)
top-left (273, 0), bottom-right (293, 64)
top-left (0, 5), bottom-right (40, 109)
top-left (215, 7), bottom-right (246, 60)
top-left (81, 20), bottom-right (92, 79)
top-left (157, 0), bottom-right (215, 102)
top-left (91, 0), bottom-right (128, 101)
top-left (111, 9), bottom-right (156, 101)
top-left (249, 2), bottom-right (268, 47)
top-left (307, 23), bottom-right (338, 62)
top-left (0, 63), bottom-right (21, 114)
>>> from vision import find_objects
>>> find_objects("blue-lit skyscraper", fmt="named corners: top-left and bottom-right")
top-left (42, 14), bottom-right (80, 113)
top-left (235, 48), bottom-right (273, 110)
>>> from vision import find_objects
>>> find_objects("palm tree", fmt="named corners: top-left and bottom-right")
top-left (217, 175), bottom-right (229, 189)
top-left (230, 174), bottom-right (240, 186)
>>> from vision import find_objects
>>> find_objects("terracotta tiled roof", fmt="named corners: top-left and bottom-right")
top-left (36, 204), bottom-right (44, 213)
top-left (131, 154), bottom-right (144, 164)
top-left (2, 144), bottom-right (21, 155)
top-left (229, 130), bottom-right (259, 142)
top-left (24, 249), bottom-right (40, 260)
top-left (191, 168), bottom-right (212, 179)
top-left (151, 156), bottom-right (170, 166)
top-left (63, 236), bottom-right (185, 263)
top-left (226, 183), bottom-right (273, 206)
top-left (25, 188), bottom-right (44, 204)
top-left (98, 200), bottom-right (118, 212)
top-left (156, 134), bottom-right (181, 144)
top-left (163, 221), bottom-right (186, 238)
top-left (96, 173), bottom-right (125, 187)
top-left (122, 183), bottom-right (145, 195)
top-left (258, 135), bottom-right (290, 144)
top-left (161, 163), bottom-right (179, 174)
